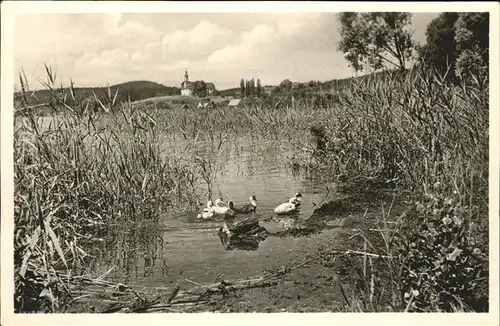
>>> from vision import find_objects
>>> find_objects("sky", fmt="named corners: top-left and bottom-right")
top-left (14, 12), bottom-right (440, 90)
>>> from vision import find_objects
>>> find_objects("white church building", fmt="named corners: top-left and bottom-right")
top-left (180, 69), bottom-right (194, 96)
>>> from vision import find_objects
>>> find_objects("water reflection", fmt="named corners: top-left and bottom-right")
top-left (275, 216), bottom-right (299, 229)
top-left (91, 222), bottom-right (166, 285)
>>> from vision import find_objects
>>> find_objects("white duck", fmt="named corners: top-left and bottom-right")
top-left (197, 206), bottom-right (215, 219)
top-left (274, 201), bottom-right (300, 215)
top-left (288, 192), bottom-right (303, 206)
top-left (212, 201), bottom-right (236, 218)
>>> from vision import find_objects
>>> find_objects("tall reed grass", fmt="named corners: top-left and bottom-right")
top-left (14, 67), bottom-right (201, 312)
top-left (319, 66), bottom-right (488, 196)
top-left (312, 66), bottom-right (489, 312)
top-left (145, 98), bottom-right (314, 141)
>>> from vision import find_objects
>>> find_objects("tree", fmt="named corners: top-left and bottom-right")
top-left (337, 12), bottom-right (417, 72)
top-left (419, 12), bottom-right (489, 80)
top-left (419, 13), bottom-right (459, 78)
top-left (193, 80), bottom-right (207, 97)
top-left (256, 78), bottom-right (262, 97)
top-left (250, 78), bottom-right (255, 97)
top-left (279, 79), bottom-right (292, 91)
top-left (454, 13), bottom-right (489, 79)
top-left (240, 78), bottom-right (245, 98)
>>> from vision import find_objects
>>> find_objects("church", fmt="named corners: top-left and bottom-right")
top-left (180, 69), bottom-right (217, 97)
top-left (180, 69), bottom-right (194, 96)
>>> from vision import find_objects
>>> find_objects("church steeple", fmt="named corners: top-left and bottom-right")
top-left (184, 68), bottom-right (189, 82)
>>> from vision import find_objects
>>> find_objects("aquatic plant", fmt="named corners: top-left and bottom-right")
top-left (315, 65), bottom-right (488, 196)
top-left (396, 186), bottom-right (488, 312)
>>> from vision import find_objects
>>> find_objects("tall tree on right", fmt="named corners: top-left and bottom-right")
top-left (454, 13), bottom-right (489, 79)
top-left (419, 12), bottom-right (459, 78)
top-left (337, 12), bottom-right (417, 72)
top-left (419, 12), bottom-right (489, 80)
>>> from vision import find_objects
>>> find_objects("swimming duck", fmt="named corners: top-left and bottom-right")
top-left (212, 202), bottom-right (236, 218)
top-left (214, 198), bottom-right (227, 207)
top-left (274, 201), bottom-right (300, 215)
top-left (230, 195), bottom-right (258, 213)
top-left (197, 205), bottom-right (215, 220)
top-left (288, 192), bottom-right (302, 206)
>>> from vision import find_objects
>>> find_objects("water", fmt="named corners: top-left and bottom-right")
top-left (89, 132), bottom-right (339, 288)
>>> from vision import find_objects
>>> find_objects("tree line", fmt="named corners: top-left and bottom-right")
top-left (337, 12), bottom-right (489, 81)
top-left (240, 78), bottom-right (263, 98)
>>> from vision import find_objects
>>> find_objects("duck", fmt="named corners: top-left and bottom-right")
top-left (214, 198), bottom-right (227, 207)
top-left (288, 192), bottom-right (302, 206)
top-left (206, 199), bottom-right (214, 208)
top-left (212, 202), bottom-right (236, 218)
top-left (197, 206), bottom-right (215, 220)
top-left (274, 201), bottom-right (300, 216)
top-left (230, 195), bottom-right (258, 213)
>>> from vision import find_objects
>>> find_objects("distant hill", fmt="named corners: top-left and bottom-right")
top-left (217, 69), bottom-right (407, 99)
top-left (218, 87), bottom-right (240, 97)
top-left (15, 80), bottom-right (181, 108)
top-left (108, 80), bottom-right (180, 102)
top-left (268, 68), bottom-right (414, 98)
top-left (318, 69), bottom-right (401, 91)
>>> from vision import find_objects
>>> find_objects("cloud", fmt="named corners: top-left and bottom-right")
top-left (241, 24), bottom-right (276, 44)
top-left (206, 15), bottom-right (335, 64)
top-left (161, 20), bottom-right (235, 60)
top-left (207, 24), bottom-right (278, 66)
top-left (13, 12), bottom-right (440, 89)
top-left (131, 51), bottom-right (149, 62)
top-left (88, 49), bottom-right (130, 67)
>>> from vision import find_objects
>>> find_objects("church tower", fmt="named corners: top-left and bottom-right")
top-left (181, 68), bottom-right (193, 96)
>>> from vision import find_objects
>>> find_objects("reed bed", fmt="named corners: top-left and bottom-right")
top-left (309, 66), bottom-right (489, 312)
top-left (14, 68), bottom-right (202, 312)
top-left (315, 67), bottom-right (488, 195)
top-left (131, 96), bottom-right (318, 145)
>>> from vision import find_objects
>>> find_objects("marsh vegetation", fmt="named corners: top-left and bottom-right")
top-left (13, 12), bottom-right (489, 313)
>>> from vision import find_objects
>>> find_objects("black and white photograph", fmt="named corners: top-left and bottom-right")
top-left (1, 1), bottom-right (499, 324)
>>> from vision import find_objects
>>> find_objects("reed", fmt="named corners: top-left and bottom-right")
top-left (311, 66), bottom-right (488, 198)
top-left (312, 66), bottom-right (489, 312)
top-left (318, 190), bottom-right (488, 312)
top-left (13, 67), bottom-right (201, 312)
top-left (145, 99), bottom-right (312, 141)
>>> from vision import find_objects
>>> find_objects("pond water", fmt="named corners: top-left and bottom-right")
top-left (86, 132), bottom-right (343, 290)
